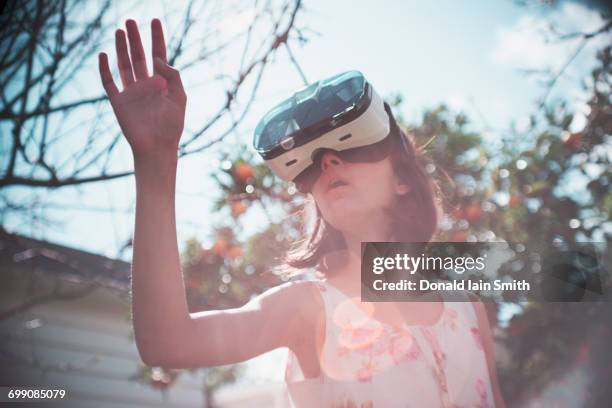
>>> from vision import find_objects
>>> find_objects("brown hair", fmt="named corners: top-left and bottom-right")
top-left (272, 105), bottom-right (447, 280)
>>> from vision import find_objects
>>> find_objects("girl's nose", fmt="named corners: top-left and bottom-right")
top-left (319, 150), bottom-right (343, 172)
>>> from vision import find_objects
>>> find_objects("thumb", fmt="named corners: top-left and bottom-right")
top-left (153, 57), bottom-right (186, 105)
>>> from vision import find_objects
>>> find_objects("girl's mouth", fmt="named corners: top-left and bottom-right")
top-left (328, 178), bottom-right (349, 191)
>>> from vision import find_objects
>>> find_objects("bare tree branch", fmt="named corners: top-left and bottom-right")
top-left (555, 20), bottom-right (612, 41)
top-left (285, 41), bottom-right (308, 85)
top-left (537, 35), bottom-right (590, 110)
top-left (531, 16), bottom-right (612, 111)
top-left (0, 0), bottom-right (308, 189)
top-left (180, 0), bottom-right (303, 151)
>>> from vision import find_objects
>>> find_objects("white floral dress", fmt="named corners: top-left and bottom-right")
top-left (284, 279), bottom-right (496, 408)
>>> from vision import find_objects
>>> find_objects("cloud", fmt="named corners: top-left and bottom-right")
top-left (491, 2), bottom-right (611, 71)
top-left (216, 8), bottom-right (257, 37)
top-left (445, 92), bottom-right (469, 111)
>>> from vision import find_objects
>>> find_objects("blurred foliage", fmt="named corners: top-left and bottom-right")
top-left (181, 45), bottom-right (611, 405)
top-left (493, 46), bottom-right (611, 407)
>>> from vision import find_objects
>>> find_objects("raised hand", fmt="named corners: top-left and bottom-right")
top-left (98, 19), bottom-right (186, 159)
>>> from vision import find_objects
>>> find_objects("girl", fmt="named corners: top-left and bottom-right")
top-left (98, 18), bottom-right (505, 408)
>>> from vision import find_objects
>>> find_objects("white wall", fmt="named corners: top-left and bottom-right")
top-left (0, 271), bottom-right (207, 407)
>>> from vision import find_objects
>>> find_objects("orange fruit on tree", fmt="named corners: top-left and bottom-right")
top-left (234, 163), bottom-right (255, 183)
top-left (563, 132), bottom-right (583, 150)
top-left (231, 201), bottom-right (247, 217)
top-left (227, 246), bottom-right (243, 259)
top-left (452, 207), bottom-right (465, 219)
top-left (465, 204), bottom-right (482, 223)
top-left (450, 231), bottom-right (469, 242)
top-left (212, 238), bottom-right (228, 255)
top-left (508, 195), bottom-right (522, 208)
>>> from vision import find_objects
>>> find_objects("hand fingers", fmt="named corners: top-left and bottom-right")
top-left (151, 18), bottom-right (167, 71)
top-left (153, 57), bottom-right (186, 106)
top-left (115, 29), bottom-right (135, 89)
top-left (98, 52), bottom-right (119, 98)
top-left (125, 19), bottom-right (149, 80)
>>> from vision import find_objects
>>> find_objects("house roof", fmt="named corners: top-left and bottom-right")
top-left (0, 226), bottom-right (131, 289)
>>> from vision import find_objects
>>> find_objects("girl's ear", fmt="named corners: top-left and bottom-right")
top-left (395, 180), bottom-right (411, 196)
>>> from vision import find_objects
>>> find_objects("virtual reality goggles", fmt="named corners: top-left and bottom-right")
top-left (253, 71), bottom-right (406, 193)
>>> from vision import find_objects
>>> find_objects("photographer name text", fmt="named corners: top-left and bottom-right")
top-left (372, 279), bottom-right (531, 292)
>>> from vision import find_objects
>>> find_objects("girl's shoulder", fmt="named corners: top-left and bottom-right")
top-left (273, 278), bottom-right (327, 331)
top-left (274, 277), bottom-right (326, 299)
top-left (252, 278), bottom-right (326, 337)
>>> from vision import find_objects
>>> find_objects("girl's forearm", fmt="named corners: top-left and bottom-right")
top-left (131, 153), bottom-right (190, 364)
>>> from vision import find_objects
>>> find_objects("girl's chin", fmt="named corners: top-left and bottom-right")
top-left (326, 207), bottom-right (372, 225)
top-left (326, 201), bottom-right (359, 214)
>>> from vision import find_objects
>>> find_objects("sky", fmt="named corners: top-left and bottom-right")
top-left (3, 0), bottom-right (609, 260)
top-left (2, 0), bottom-right (610, 388)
